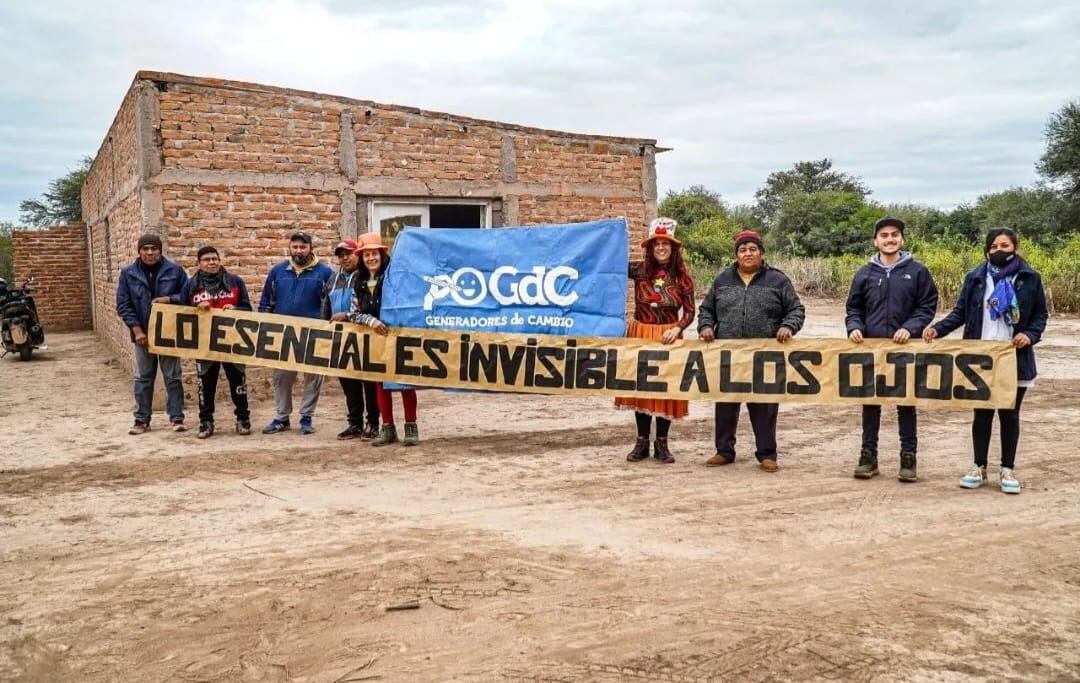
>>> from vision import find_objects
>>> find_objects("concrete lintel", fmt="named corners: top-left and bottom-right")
top-left (155, 168), bottom-right (348, 192)
top-left (354, 177), bottom-right (640, 200)
top-left (642, 144), bottom-right (657, 202)
top-left (151, 168), bottom-right (640, 201)
top-left (500, 135), bottom-right (517, 183)
top-left (339, 110), bottom-right (358, 182)
top-left (340, 187), bottom-right (357, 239)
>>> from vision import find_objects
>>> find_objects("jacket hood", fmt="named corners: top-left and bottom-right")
top-left (870, 251), bottom-right (913, 271)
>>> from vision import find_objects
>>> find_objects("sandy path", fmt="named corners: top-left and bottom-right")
top-left (2, 300), bottom-right (1079, 682)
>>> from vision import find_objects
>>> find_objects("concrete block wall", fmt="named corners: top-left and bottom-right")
top-left (10, 223), bottom-right (92, 332)
top-left (83, 71), bottom-right (661, 367)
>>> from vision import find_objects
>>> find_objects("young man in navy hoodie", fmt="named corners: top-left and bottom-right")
top-left (258, 231), bottom-right (334, 435)
top-left (168, 246), bottom-right (253, 439)
top-left (845, 217), bottom-right (939, 482)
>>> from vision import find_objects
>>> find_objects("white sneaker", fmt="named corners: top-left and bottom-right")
top-left (959, 465), bottom-right (987, 489)
top-left (999, 467), bottom-right (1021, 494)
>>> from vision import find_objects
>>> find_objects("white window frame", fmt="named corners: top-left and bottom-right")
top-left (367, 198), bottom-right (492, 233)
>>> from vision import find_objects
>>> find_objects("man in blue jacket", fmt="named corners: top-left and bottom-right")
top-left (259, 230), bottom-right (334, 435)
top-left (115, 233), bottom-right (189, 435)
top-left (846, 217), bottom-right (939, 482)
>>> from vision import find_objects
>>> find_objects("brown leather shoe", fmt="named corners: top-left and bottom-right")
top-left (760, 458), bottom-right (779, 472)
top-left (705, 453), bottom-right (733, 466)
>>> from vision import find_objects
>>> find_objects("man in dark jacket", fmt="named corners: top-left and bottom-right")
top-left (115, 233), bottom-right (188, 435)
top-left (259, 230), bottom-right (334, 435)
top-left (167, 246), bottom-right (253, 439)
top-left (698, 230), bottom-right (805, 471)
top-left (846, 217), bottom-right (939, 482)
top-left (322, 238), bottom-right (380, 440)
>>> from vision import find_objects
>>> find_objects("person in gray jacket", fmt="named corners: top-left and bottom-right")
top-left (698, 230), bottom-right (806, 471)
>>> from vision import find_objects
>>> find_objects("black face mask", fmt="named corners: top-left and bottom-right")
top-left (988, 251), bottom-right (1016, 268)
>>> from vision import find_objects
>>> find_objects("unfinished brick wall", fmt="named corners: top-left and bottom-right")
top-left (83, 71), bottom-right (660, 368)
top-left (10, 223), bottom-right (91, 332)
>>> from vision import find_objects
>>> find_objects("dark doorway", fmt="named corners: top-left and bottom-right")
top-left (430, 204), bottom-right (484, 228)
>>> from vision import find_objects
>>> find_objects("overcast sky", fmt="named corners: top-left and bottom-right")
top-left (1, 0), bottom-right (1077, 225)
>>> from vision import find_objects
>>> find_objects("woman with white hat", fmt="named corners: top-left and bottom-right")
top-left (615, 217), bottom-right (696, 463)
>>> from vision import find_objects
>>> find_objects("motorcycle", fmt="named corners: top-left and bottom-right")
top-left (1, 275), bottom-right (47, 361)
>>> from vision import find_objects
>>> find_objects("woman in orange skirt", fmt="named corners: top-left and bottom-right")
top-left (616, 217), bottom-right (696, 463)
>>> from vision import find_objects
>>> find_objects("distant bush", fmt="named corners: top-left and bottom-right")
top-left (687, 233), bottom-right (1080, 313)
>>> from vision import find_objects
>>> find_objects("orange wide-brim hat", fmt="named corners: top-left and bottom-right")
top-left (355, 233), bottom-right (389, 253)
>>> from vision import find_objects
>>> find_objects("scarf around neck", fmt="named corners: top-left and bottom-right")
top-left (987, 257), bottom-right (1021, 325)
top-left (196, 268), bottom-right (229, 297)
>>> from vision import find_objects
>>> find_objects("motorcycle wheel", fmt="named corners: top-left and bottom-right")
top-left (18, 346), bottom-right (32, 361)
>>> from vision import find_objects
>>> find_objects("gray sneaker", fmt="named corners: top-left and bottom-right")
top-left (854, 449), bottom-right (879, 479)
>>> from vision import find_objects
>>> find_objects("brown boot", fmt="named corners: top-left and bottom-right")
top-left (653, 438), bottom-right (675, 464)
top-left (626, 436), bottom-right (649, 462)
top-left (705, 453), bottom-right (733, 466)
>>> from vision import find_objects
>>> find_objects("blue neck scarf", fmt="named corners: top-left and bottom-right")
top-left (987, 256), bottom-right (1021, 325)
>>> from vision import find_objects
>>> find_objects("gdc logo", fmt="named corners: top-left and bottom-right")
top-left (423, 266), bottom-right (579, 311)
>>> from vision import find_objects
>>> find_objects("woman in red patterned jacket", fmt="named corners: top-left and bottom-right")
top-left (616, 217), bottom-right (695, 463)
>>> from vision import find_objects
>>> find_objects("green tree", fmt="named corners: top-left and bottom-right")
top-left (971, 185), bottom-right (1070, 245)
top-left (770, 190), bottom-right (871, 256)
top-left (941, 204), bottom-right (979, 243)
top-left (753, 159), bottom-right (870, 227)
top-left (19, 156), bottom-right (93, 227)
top-left (727, 203), bottom-right (765, 233)
top-left (681, 214), bottom-right (745, 264)
top-left (657, 185), bottom-right (726, 228)
top-left (1037, 99), bottom-right (1080, 199)
top-left (0, 222), bottom-right (13, 281)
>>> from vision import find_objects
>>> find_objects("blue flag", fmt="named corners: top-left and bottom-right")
top-left (380, 218), bottom-right (629, 337)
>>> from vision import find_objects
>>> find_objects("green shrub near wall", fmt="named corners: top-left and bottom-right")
top-left (685, 233), bottom-right (1080, 313)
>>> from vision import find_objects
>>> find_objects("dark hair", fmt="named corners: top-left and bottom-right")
top-left (196, 245), bottom-right (219, 260)
top-left (984, 227), bottom-right (1019, 254)
top-left (644, 240), bottom-right (687, 280)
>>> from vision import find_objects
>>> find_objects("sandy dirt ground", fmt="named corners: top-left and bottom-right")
top-left (2, 299), bottom-right (1080, 682)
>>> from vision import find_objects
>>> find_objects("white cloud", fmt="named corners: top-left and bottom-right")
top-left (1, 0), bottom-right (1077, 222)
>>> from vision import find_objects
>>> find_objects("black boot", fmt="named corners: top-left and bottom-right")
top-left (653, 437), bottom-right (675, 464)
top-left (626, 436), bottom-right (649, 462)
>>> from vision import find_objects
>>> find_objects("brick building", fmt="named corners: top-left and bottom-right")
top-left (10, 222), bottom-right (92, 332)
top-left (79, 71), bottom-right (661, 366)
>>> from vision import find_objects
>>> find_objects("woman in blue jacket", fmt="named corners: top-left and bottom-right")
top-left (923, 228), bottom-right (1048, 494)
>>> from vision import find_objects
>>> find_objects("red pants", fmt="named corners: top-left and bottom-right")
top-left (375, 383), bottom-right (417, 424)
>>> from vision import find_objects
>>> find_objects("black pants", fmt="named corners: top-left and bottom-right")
top-left (973, 387), bottom-right (1027, 469)
top-left (634, 411), bottom-right (671, 438)
top-left (714, 402), bottom-right (778, 462)
top-left (197, 361), bottom-right (249, 424)
top-left (862, 405), bottom-right (917, 455)
top-left (340, 377), bottom-right (380, 428)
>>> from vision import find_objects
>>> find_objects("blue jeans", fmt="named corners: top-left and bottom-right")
top-left (133, 344), bottom-right (184, 424)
